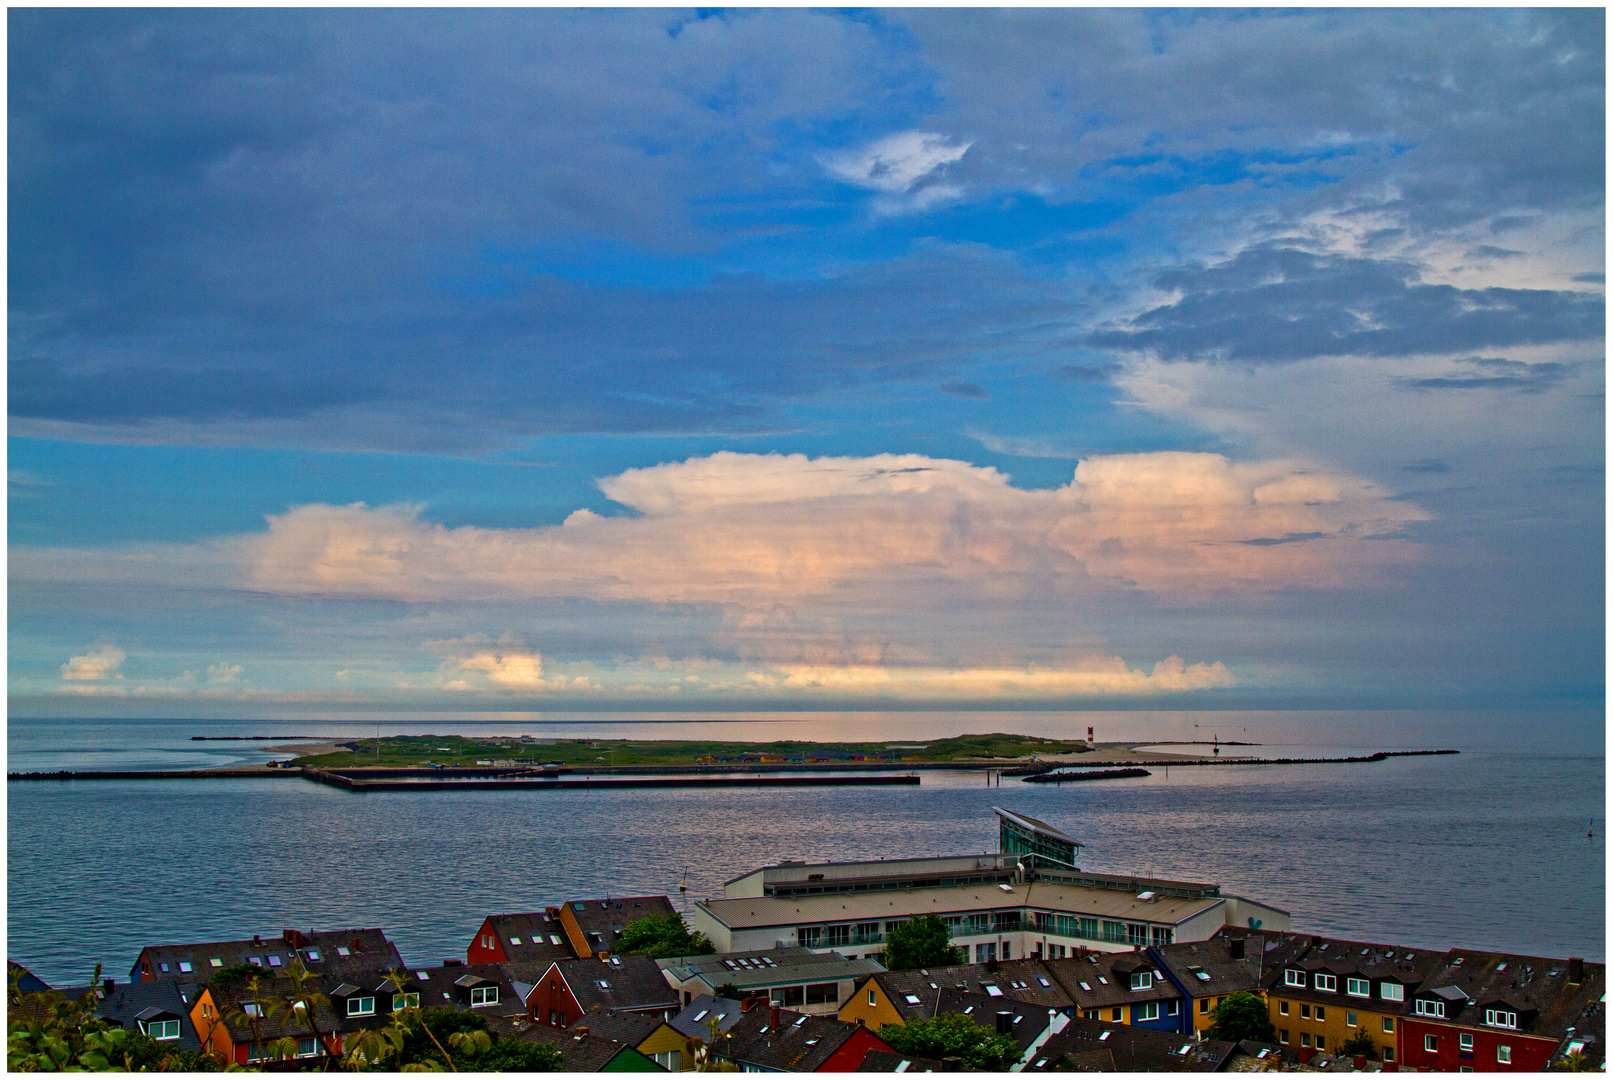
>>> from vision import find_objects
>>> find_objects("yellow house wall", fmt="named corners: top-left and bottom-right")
top-left (837, 977), bottom-right (907, 1031)
top-left (1269, 996), bottom-right (1401, 1062)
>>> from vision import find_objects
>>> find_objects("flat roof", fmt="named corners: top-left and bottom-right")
top-left (698, 880), bottom-right (1223, 930)
top-left (661, 955), bottom-right (885, 989)
top-left (992, 806), bottom-right (1079, 845)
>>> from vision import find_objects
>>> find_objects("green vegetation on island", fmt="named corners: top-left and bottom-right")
top-left (292, 731), bottom-right (1091, 770)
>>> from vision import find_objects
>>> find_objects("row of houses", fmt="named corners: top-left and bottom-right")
top-left (9, 808), bottom-right (1603, 1072)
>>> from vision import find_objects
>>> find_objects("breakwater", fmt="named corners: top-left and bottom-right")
top-left (302, 769), bottom-right (920, 793)
top-left (1040, 749), bottom-right (1459, 771)
top-left (1022, 767), bottom-right (1152, 783)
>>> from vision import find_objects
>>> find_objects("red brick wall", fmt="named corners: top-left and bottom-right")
top-left (1399, 1018), bottom-right (1555, 1072)
top-left (466, 919), bottom-right (508, 964)
top-left (527, 968), bottom-right (583, 1027)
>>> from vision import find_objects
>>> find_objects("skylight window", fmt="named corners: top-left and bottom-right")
top-left (985, 985), bottom-right (1004, 997)
top-left (1079, 982), bottom-right (1091, 991)
top-left (794, 1016), bottom-right (807, 1027)
top-left (597, 980), bottom-right (611, 989)
top-left (178, 961), bottom-right (193, 973)
top-left (336, 947), bottom-right (351, 957)
top-left (904, 995), bottom-right (922, 1006)
top-left (1038, 978), bottom-right (1052, 988)
top-left (550, 935), bottom-right (563, 946)
top-left (267, 955), bottom-right (282, 967)
top-left (509, 937), bottom-right (522, 945)
top-left (210, 958), bottom-right (223, 967)
top-left (304, 949), bottom-right (321, 962)
top-left (693, 1011), bottom-right (709, 1022)
top-left (1099, 1031), bottom-right (1111, 1041)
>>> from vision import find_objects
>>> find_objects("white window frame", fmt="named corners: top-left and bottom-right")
top-left (1497, 1045), bottom-right (1511, 1064)
top-left (1136, 1002), bottom-right (1160, 1022)
top-left (1346, 978), bottom-right (1369, 998)
top-left (1380, 982), bottom-right (1404, 1002)
top-left (1486, 1009), bottom-right (1518, 1029)
top-left (1314, 974), bottom-right (1337, 992)
top-left (1416, 999), bottom-right (1446, 1018)
top-left (1459, 1033), bottom-right (1474, 1052)
top-left (147, 1019), bottom-right (181, 1041)
top-left (1424, 1034), bottom-right (1439, 1053)
top-left (347, 996), bottom-right (376, 1017)
top-left (1130, 971), bottom-right (1152, 991)
top-left (1285, 969), bottom-right (1306, 987)
top-left (178, 961), bottom-right (193, 974)
top-left (297, 1037), bottom-right (319, 1058)
top-left (393, 992), bottom-right (420, 1011)
top-left (470, 985), bottom-right (498, 1007)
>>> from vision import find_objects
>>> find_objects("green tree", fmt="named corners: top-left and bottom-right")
top-left (1206, 992), bottom-right (1277, 1044)
top-left (613, 914), bottom-right (715, 959)
top-left (1338, 1029), bottom-right (1376, 1059)
top-left (210, 963), bottom-right (270, 986)
top-left (878, 1012), bottom-right (1019, 1070)
top-left (882, 915), bottom-right (966, 971)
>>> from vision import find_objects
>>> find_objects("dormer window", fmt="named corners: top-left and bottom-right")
top-left (1485, 1009), bottom-right (1518, 1029)
top-left (1314, 974), bottom-right (1336, 992)
top-left (347, 996), bottom-right (376, 1017)
top-left (1285, 970), bottom-right (1306, 987)
top-left (1130, 971), bottom-right (1152, 991)
top-left (393, 992), bottom-right (420, 1010)
top-left (1414, 999), bottom-right (1446, 1019)
top-left (1346, 978), bottom-right (1369, 997)
top-left (1380, 983), bottom-right (1404, 1002)
top-left (469, 986), bottom-right (498, 1007)
top-left (145, 1019), bottom-right (181, 1041)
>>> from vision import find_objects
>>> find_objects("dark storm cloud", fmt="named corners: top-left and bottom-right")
top-left (1086, 247), bottom-right (1603, 364)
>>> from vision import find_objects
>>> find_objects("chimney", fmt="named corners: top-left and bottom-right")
top-left (352, 937), bottom-right (362, 953)
top-left (942, 1057), bottom-right (963, 1071)
top-left (770, 1005), bottom-right (780, 1032)
top-left (253, 934), bottom-right (262, 945)
top-left (574, 1025), bottom-right (588, 1037)
top-left (996, 1011), bottom-right (1013, 1036)
top-left (103, 978), bottom-right (114, 995)
top-left (1229, 939), bottom-right (1245, 960)
top-left (1569, 958), bottom-right (1585, 984)
top-left (988, 955), bottom-right (999, 973)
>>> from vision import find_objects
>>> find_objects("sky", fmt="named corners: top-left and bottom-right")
top-left (8, 8), bottom-right (1604, 717)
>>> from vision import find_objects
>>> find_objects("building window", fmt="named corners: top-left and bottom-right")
top-left (1415, 1000), bottom-right (1446, 1018)
top-left (1278, 1030), bottom-right (1288, 1044)
top-left (654, 1052), bottom-right (682, 1071)
top-left (805, 983), bottom-right (838, 1006)
top-left (1111, 1008), bottom-right (1122, 1022)
top-left (1168, 1001), bottom-right (1179, 1016)
top-left (347, 996), bottom-right (376, 1017)
top-left (771, 986), bottom-right (806, 1007)
top-left (1301, 1004), bottom-right (1311, 1019)
top-left (549, 1010), bottom-right (557, 1025)
top-left (1315, 974), bottom-right (1337, 992)
top-left (1130, 971), bottom-right (1152, 991)
top-left (825, 925), bottom-right (851, 948)
top-left (1347, 1012), bottom-right (1357, 1027)
top-left (855, 922), bottom-right (881, 945)
top-left (1380, 983), bottom-right (1404, 1002)
top-left (797, 927), bottom-right (823, 948)
top-left (1317, 1036), bottom-right (1327, 1050)
top-left (1382, 1016), bottom-right (1395, 1033)
top-left (1301, 1033), bottom-right (1311, 1048)
top-left (1459, 1033), bottom-right (1474, 1052)
top-left (1285, 970), bottom-right (1306, 987)
top-left (1384, 1047), bottom-right (1394, 1062)
top-left (393, 992), bottom-right (420, 1011)
top-left (1316, 1006), bottom-right (1326, 1022)
top-left (975, 943), bottom-right (997, 964)
top-left (1346, 978), bottom-right (1369, 998)
top-left (297, 1038), bottom-right (318, 1058)
top-left (1152, 927), bottom-right (1172, 946)
top-left (1497, 1045), bottom-right (1511, 1064)
top-left (1424, 1034), bottom-right (1439, 1053)
top-left (243, 1004), bottom-right (264, 1018)
top-left (146, 1020), bottom-right (180, 1041)
top-left (1279, 1001), bottom-right (1289, 1015)
top-left (1486, 1009), bottom-right (1518, 1029)
top-left (1136, 1002), bottom-right (1160, 1022)
top-left (209, 958), bottom-right (223, 968)
top-left (1103, 921), bottom-right (1127, 943)
top-left (470, 986), bottom-right (498, 1007)
top-left (1127, 924), bottom-right (1148, 947)
top-left (1199, 998), bottom-right (1209, 1015)
top-left (178, 962), bottom-right (193, 974)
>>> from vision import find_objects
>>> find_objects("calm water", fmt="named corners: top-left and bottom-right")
top-left (8, 710), bottom-right (1604, 986)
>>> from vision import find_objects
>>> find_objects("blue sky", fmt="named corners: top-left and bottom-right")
top-left (9, 9), bottom-right (1604, 715)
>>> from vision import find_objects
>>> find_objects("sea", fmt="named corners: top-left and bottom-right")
top-left (7, 709), bottom-right (1605, 988)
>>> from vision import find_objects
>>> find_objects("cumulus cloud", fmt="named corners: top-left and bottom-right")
top-left (241, 450), bottom-right (1424, 604)
top-left (61, 645), bottom-right (125, 681)
top-left (206, 663), bottom-right (244, 684)
top-left (429, 634), bottom-right (590, 693)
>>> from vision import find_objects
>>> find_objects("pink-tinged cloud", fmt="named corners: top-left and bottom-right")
top-left (242, 450), bottom-right (1425, 603)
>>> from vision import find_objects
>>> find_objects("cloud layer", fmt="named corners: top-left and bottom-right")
top-left (242, 450), bottom-right (1424, 604)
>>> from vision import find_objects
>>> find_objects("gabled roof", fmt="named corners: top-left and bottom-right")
top-left (719, 1004), bottom-right (883, 1072)
top-left (1043, 952), bottom-right (1183, 1011)
top-left (131, 928), bottom-right (402, 984)
top-left (1151, 936), bottom-right (1268, 997)
top-left (491, 1014), bottom-right (655, 1072)
top-left (862, 959), bottom-right (1075, 1022)
top-left (548, 954), bottom-right (681, 1016)
top-left (932, 987), bottom-right (1057, 1056)
top-left (1408, 950), bottom-right (1605, 1039)
top-left (480, 912), bottom-right (577, 963)
top-left (199, 975), bottom-right (359, 1042)
top-left (97, 979), bottom-right (203, 1054)
top-left (569, 1008), bottom-right (669, 1047)
top-left (563, 896), bottom-right (678, 956)
top-left (855, 1049), bottom-right (950, 1072)
top-left (669, 995), bottom-right (747, 1040)
top-left (8, 961), bottom-right (51, 994)
top-left (405, 961), bottom-right (545, 1017)
top-left (1029, 1016), bottom-right (1237, 1072)
top-left (1258, 933), bottom-right (1448, 1002)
